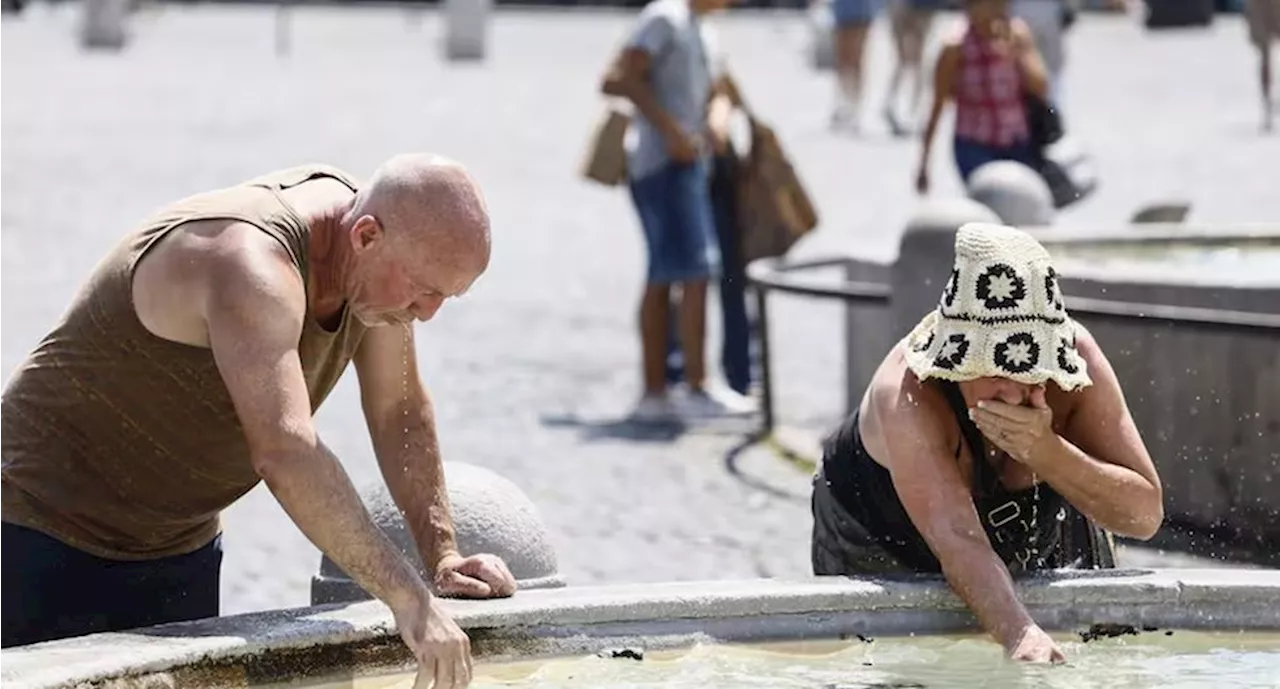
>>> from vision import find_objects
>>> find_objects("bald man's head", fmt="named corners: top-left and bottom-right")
top-left (340, 154), bottom-right (493, 326)
top-left (353, 154), bottom-right (491, 270)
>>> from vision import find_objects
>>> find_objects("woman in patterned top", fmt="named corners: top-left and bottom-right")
top-left (915, 0), bottom-right (1049, 193)
top-left (810, 223), bottom-right (1163, 663)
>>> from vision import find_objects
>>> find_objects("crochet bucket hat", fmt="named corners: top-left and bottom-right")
top-left (903, 223), bottom-right (1092, 391)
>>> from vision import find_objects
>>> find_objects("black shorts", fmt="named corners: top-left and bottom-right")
top-left (1, 522), bottom-right (222, 648)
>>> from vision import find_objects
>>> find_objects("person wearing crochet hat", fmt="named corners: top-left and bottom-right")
top-left (811, 223), bottom-right (1162, 663)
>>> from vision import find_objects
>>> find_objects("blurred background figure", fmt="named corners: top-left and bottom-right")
top-left (1012, 0), bottom-right (1076, 101)
top-left (827, 0), bottom-right (884, 132)
top-left (916, 0), bottom-right (1050, 193)
top-left (601, 0), bottom-right (757, 421)
top-left (882, 0), bottom-right (941, 136)
top-left (1245, 0), bottom-right (1279, 131)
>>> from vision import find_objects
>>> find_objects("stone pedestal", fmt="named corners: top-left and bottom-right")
top-left (808, 1), bottom-right (835, 72)
top-left (80, 0), bottom-right (129, 51)
top-left (891, 199), bottom-right (1002, 338)
top-left (312, 462), bottom-right (564, 605)
top-left (443, 0), bottom-right (491, 62)
top-left (967, 161), bottom-right (1055, 228)
top-left (843, 200), bottom-right (1000, 412)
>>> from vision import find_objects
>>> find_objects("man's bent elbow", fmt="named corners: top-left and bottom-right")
top-left (248, 436), bottom-right (318, 483)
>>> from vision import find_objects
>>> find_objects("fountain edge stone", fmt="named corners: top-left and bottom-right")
top-left (4, 569), bottom-right (1279, 689)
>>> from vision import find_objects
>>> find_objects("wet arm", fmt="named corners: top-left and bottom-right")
top-left (882, 388), bottom-right (1039, 653)
top-left (204, 235), bottom-right (429, 614)
top-left (1032, 336), bottom-right (1163, 539)
top-left (355, 324), bottom-right (461, 574)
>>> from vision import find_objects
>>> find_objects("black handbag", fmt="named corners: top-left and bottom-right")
top-left (1024, 91), bottom-right (1064, 150)
top-left (1023, 92), bottom-right (1096, 209)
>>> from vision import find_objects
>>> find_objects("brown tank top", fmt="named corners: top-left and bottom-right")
top-left (1, 164), bottom-right (368, 560)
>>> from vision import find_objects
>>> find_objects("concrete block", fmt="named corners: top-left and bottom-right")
top-left (80, 0), bottom-right (129, 51)
top-left (443, 0), bottom-right (491, 62)
top-left (842, 259), bottom-right (895, 412)
top-left (313, 462), bottom-right (564, 605)
top-left (807, 1), bottom-right (834, 71)
top-left (891, 199), bottom-right (1001, 338)
top-left (966, 161), bottom-right (1055, 228)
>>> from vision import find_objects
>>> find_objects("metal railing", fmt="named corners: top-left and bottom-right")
top-left (745, 256), bottom-right (890, 434)
top-left (746, 255), bottom-right (1280, 435)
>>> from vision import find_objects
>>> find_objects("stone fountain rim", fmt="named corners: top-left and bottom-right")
top-left (1027, 222), bottom-right (1280, 246)
top-left (4, 569), bottom-right (1280, 689)
top-left (1025, 223), bottom-right (1280, 290)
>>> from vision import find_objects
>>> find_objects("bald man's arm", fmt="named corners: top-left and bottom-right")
top-left (201, 230), bottom-right (433, 616)
top-left (354, 324), bottom-right (461, 574)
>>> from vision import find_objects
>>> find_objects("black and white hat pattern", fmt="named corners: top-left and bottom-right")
top-left (905, 223), bottom-right (1092, 391)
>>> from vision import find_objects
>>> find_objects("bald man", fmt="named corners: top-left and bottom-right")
top-left (2, 155), bottom-right (513, 687)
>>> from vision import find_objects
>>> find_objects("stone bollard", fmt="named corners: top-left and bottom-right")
top-left (443, 0), bottom-right (491, 62)
top-left (966, 161), bottom-right (1055, 228)
top-left (807, 1), bottom-right (835, 71)
top-left (311, 462), bottom-right (565, 605)
top-left (890, 199), bottom-right (1002, 339)
top-left (80, 0), bottom-right (130, 51)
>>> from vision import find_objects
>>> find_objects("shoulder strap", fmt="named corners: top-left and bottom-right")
top-left (937, 381), bottom-right (999, 496)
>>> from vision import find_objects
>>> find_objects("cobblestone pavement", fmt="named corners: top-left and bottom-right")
top-left (3, 4), bottom-right (1276, 615)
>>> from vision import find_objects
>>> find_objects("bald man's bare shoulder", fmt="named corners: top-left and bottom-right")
top-left (133, 220), bottom-right (303, 349)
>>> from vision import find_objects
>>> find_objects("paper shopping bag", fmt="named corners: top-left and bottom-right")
top-left (580, 107), bottom-right (631, 187)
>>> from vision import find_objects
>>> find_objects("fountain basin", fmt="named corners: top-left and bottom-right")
top-left (4, 569), bottom-right (1279, 688)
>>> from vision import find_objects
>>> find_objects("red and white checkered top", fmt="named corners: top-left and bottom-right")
top-left (953, 26), bottom-right (1029, 148)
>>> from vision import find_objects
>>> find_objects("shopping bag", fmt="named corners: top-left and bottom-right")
top-left (579, 107), bottom-right (631, 187)
top-left (735, 117), bottom-right (819, 264)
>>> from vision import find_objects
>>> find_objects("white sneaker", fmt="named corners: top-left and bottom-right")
top-left (677, 385), bottom-right (759, 419)
top-left (629, 394), bottom-right (676, 423)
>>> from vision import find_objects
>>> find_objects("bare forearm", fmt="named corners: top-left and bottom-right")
top-left (918, 104), bottom-right (943, 169)
top-left (1034, 436), bottom-right (1162, 539)
top-left (257, 442), bottom-right (428, 611)
top-left (939, 538), bottom-right (1037, 650)
top-left (371, 393), bottom-right (459, 572)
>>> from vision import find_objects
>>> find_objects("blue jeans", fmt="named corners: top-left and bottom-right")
top-left (629, 159), bottom-right (719, 284)
top-left (665, 153), bottom-right (754, 394)
top-left (1, 523), bottom-right (222, 647)
top-left (953, 137), bottom-right (1040, 183)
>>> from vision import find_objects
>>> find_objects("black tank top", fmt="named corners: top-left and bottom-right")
top-left (823, 381), bottom-right (1066, 574)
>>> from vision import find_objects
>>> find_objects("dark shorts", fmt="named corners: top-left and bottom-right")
top-left (1, 523), bottom-right (222, 648)
top-left (629, 159), bottom-right (720, 284)
top-left (810, 467), bottom-right (916, 576)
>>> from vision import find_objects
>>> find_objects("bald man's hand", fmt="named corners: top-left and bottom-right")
top-left (435, 553), bottom-right (517, 599)
top-left (394, 591), bottom-right (472, 689)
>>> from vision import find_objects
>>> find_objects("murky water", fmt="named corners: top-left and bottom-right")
top-left (274, 631), bottom-right (1280, 689)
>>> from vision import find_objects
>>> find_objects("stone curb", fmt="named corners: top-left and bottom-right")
top-left (5, 569), bottom-right (1280, 688)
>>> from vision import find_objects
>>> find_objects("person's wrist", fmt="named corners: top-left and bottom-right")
top-left (385, 565), bottom-right (433, 615)
top-left (1000, 621), bottom-right (1038, 652)
top-left (430, 548), bottom-right (463, 574)
top-left (1025, 431), bottom-right (1063, 470)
